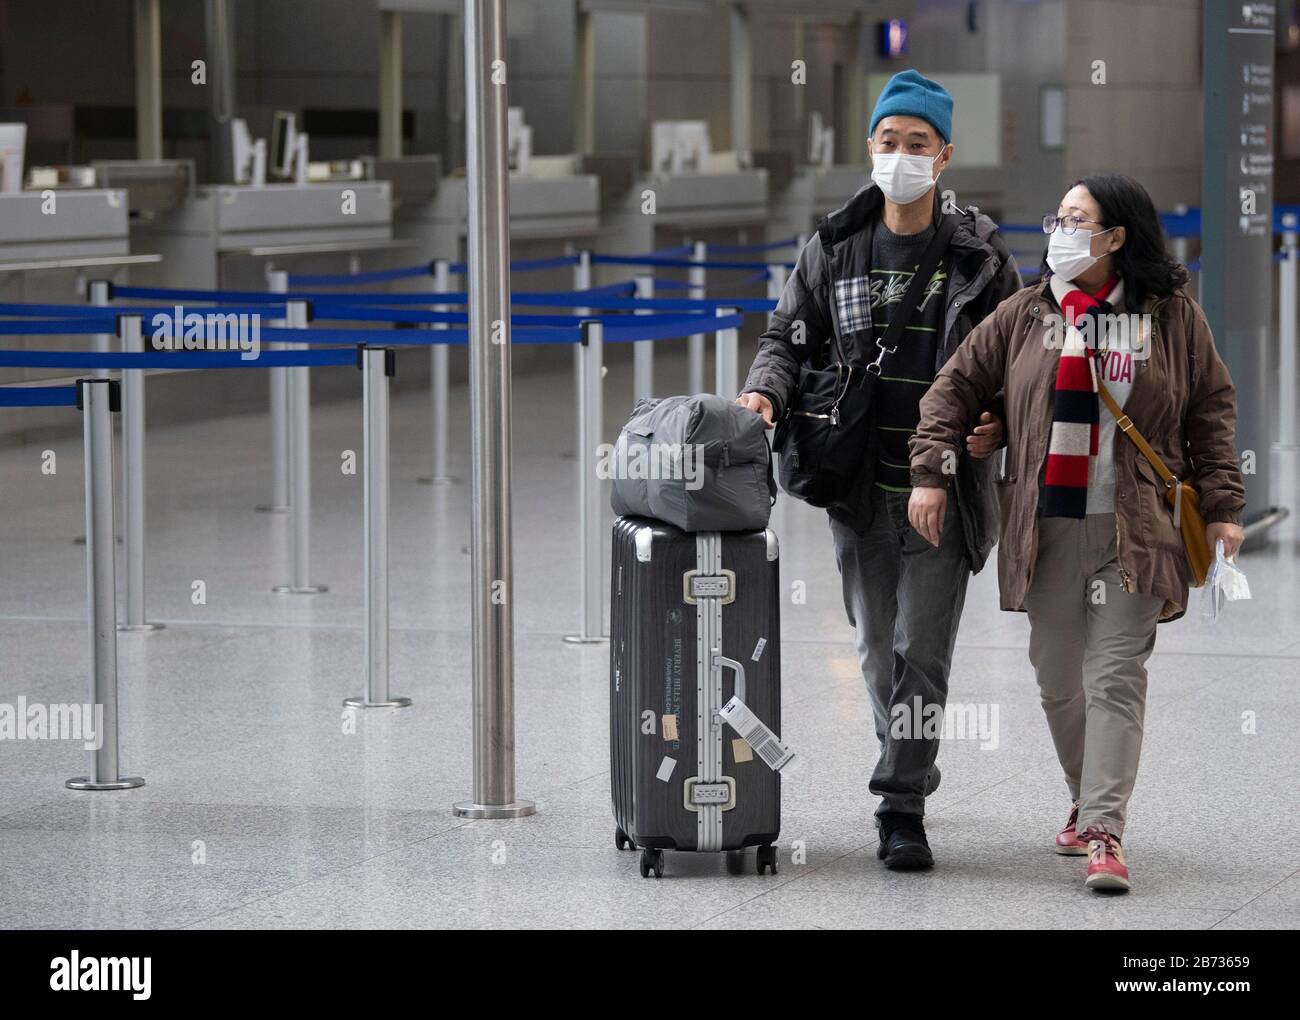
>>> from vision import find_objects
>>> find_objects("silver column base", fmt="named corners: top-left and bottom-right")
top-left (272, 584), bottom-right (328, 594)
top-left (452, 799), bottom-right (536, 819)
top-left (118, 622), bottom-right (165, 633)
top-left (66, 776), bottom-right (145, 791)
top-left (343, 695), bottom-right (413, 709)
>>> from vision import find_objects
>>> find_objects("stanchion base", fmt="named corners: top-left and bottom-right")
top-left (452, 799), bottom-right (536, 819)
top-left (66, 776), bottom-right (145, 791)
top-left (416, 475), bottom-right (460, 486)
top-left (255, 504), bottom-right (291, 514)
top-left (563, 634), bottom-right (609, 644)
top-left (272, 585), bottom-right (329, 595)
top-left (118, 622), bottom-right (165, 633)
top-left (73, 536), bottom-right (123, 546)
top-left (343, 695), bottom-right (413, 708)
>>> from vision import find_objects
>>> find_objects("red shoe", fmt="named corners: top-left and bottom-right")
top-left (1083, 827), bottom-right (1130, 892)
top-left (1055, 801), bottom-right (1089, 855)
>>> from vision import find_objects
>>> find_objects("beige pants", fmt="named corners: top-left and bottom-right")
top-left (1024, 514), bottom-right (1163, 840)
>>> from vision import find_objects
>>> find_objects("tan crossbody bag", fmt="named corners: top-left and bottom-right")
top-left (1097, 380), bottom-right (1211, 587)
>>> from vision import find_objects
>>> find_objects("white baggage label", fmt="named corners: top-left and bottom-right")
top-left (718, 696), bottom-right (794, 772)
top-left (751, 637), bottom-right (767, 662)
top-left (656, 756), bottom-right (677, 782)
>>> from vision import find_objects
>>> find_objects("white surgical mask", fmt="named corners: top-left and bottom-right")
top-left (870, 151), bottom-right (941, 205)
top-left (1047, 225), bottom-right (1115, 281)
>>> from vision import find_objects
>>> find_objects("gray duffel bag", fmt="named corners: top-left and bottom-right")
top-left (608, 394), bottom-right (776, 532)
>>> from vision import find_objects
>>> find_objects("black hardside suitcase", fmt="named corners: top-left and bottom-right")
top-left (610, 516), bottom-right (784, 878)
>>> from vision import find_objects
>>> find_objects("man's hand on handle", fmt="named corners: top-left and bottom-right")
top-left (966, 411), bottom-right (1003, 458)
top-left (908, 485), bottom-right (947, 547)
top-left (736, 391), bottom-right (775, 427)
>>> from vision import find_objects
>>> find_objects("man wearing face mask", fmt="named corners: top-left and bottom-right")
top-left (736, 70), bottom-right (1022, 870)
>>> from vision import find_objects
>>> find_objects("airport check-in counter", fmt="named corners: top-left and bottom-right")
top-left (0, 187), bottom-right (160, 438)
top-left (122, 181), bottom-right (404, 422)
top-left (397, 172), bottom-right (601, 289)
top-left (129, 181), bottom-right (403, 293)
top-left (766, 165), bottom-right (867, 246)
top-left (597, 168), bottom-right (771, 382)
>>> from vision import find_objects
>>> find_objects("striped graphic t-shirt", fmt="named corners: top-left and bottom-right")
top-left (867, 221), bottom-right (948, 492)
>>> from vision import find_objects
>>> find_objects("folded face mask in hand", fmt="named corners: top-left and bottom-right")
top-left (1201, 539), bottom-right (1252, 622)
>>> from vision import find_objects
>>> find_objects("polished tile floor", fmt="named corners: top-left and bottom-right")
top-left (1, 347), bottom-right (1297, 929)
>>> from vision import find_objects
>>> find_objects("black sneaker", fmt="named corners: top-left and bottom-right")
top-left (876, 811), bottom-right (934, 870)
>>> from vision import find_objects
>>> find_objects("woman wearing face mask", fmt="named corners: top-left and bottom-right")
top-left (907, 174), bottom-right (1246, 892)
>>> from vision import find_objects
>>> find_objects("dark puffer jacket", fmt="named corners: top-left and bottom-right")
top-left (741, 183), bottom-right (1023, 572)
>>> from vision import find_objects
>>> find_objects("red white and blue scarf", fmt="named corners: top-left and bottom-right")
top-left (1040, 273), bottom-right (1122, 518)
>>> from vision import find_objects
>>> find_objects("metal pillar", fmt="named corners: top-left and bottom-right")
top-left (67, 379), bottom-right (144, 792)
top-left (204, 0), bottom-right (236, 184)
top-left (119, 315), bottom-right (162, 632)
top-left (1280, 216), bottom-right (1298, 450)
top-left (715, 306), bottom-right (740, 398)
top-left (272, 300), bottom-right (326, 594)
top-left (688, 241), bottom-right (706, 394)
top-left (256, 269), bottom-right (290, 512)
top-left (767, 264), bottom-right (786, 326)
top-left (379, 10), bottom-right (403, 160)
top-left (453, 0), bottom-right (534, 820)
top-left (420, 258), bottom-right (457, 484)
top-left (346, 347), bottom-right (411, 709)
top-left (564, 321), bottom-right (606, 645)
top-left (729, 2), bottom-right (752, 165)
top-left (575, 2), bottom-right (596, 156)
top-left (633, 274), bottom-right (654, 403)
top-left (133, 0), bottom-right (162, 161)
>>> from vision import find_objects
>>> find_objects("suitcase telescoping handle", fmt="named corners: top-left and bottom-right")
top-left (711, 649), bottom-right (746, 704)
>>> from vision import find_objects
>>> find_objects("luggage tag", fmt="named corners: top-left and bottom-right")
top-left (718, 696), bottom-right (795, 772)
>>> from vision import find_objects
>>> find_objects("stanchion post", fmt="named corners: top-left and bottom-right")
top-left (715, 305), bottom-right (740, 398)
top-left (766, 263), bottom-right (786, 327)
top-left (419, 258), bottom-right (457, 484)
top-left (272, 299), bottom-right (326, 594)
top-left (257, 267), bottom-right (291, 513)
top-left (67, 378), bottom-right (145, 792)
top-left (633, 273), bottom-right (654, 403)
top-left (118, 314), bottom-right (163, 632)
top-left (688, 241), bottom-right (706, 393)
top-left (564, 320), bottom-right (607, 645)
top-left (571, 249), bottom-right (592, 459)
top-left (88, 279), bottom-right (112, 381)
top-left (346, 346), bottom-right (411, 709)
top-left (453, 0), bottom-right (534, 820)
top-left (1280, 214), bottom-right (1298, 449)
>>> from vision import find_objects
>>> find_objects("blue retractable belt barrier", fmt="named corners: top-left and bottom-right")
top-left (0, 385), bottom-right (80, 407)
top-left (0, 318), bottom-right (117, 335)
top-left (705, 236), bottom-right (799, 255)
top-left (0, 348), bottom-right (360, 369)
top-left (591, 254), bottom-right (780, 271)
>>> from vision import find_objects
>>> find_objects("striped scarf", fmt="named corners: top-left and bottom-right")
top-left (1040, 273), bottom-right (1122, 518)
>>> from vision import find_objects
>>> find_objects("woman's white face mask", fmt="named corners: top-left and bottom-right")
top-left (870, 150), bottom-right (942, 205)
top-left (1046, 225), bottom-right (1117, 281)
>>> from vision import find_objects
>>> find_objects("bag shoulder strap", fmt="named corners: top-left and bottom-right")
top-left (872, 213), bottom-right (959, 368)
top-left (1097, 377), bottom-right (1177, 488)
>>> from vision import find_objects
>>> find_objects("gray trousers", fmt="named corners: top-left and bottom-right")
top-left (1024, 514), bottom-right (1163, 840)
top-left (830, 487), bottom-right (971, 818)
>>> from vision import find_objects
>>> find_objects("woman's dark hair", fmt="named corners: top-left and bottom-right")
top-left (1040, 172), bottom-right (1189, 303)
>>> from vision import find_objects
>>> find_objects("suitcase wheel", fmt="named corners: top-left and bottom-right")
top-left (725, 850), bottom-right (747, 875)
top-left (756, 844), bottom-right (779, 876)
top-left (639, 848), bottom-right (664, 879)
top-left (614, 827), bottom-right (636, 852)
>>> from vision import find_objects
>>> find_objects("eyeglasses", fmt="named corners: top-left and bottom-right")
top-left (1042, 214), bottom-right (1105, 235)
